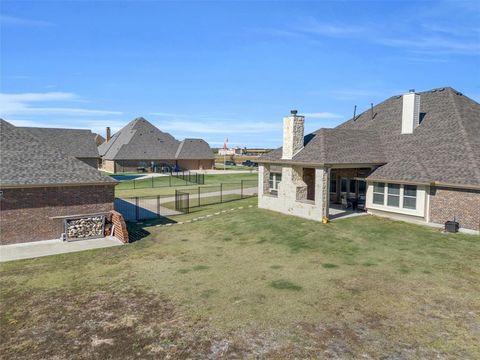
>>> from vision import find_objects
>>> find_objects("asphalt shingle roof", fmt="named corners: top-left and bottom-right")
top-left (21, 127), bottom-right (100, 159)
top-left (259, 87), bottom-right (480, 188)
top-left (175, 139), bottom-right (215, 160)
top-left (99, 117), bottom-right (214, 161)
top-left (1, 120), bottom-right (116, 187)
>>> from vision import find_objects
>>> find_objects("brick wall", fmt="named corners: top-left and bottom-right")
top-left (0, 185), bottom-right (115, 245)
top-left (177, 159), bottom-right (215, 170)
top-left (429, 186), bottom-right (480, 231)
top-left (109, 210), bottom-right (129, 243)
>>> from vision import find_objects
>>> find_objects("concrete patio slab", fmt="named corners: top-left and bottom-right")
top-left (0, 237), bottom-right (124, 262)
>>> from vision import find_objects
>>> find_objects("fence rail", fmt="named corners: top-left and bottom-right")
top-left (114, 179), bottom-right (257, 221)
top-left (115, 171), bottom-right (204, 191)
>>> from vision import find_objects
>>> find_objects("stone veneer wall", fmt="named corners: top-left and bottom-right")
top-left (429, 186), bottom-right (480, 231)
top-left (0, 185), bottom-right (115, 245)
top-left (258, 164), bottom-right (327, 221)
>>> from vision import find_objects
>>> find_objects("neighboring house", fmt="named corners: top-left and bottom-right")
top-left (98, 117), bottom-right (215, 173)
top-left (258, 87), bottom-right (480, 233)
top-left (0, 120), bottom-right (118, 245)
top-left (21, 127), bottom-right (101, 168)
top-left (93, 133), bottom-right (106, 146)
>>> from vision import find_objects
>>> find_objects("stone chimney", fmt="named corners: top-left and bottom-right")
top-left (401, 90), bottom-right (421, 134)
top-left (106, 127), bottom-right (111, 142)
top-left (282, 110), bottom-right (305, 160)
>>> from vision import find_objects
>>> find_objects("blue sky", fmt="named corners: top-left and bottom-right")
top-left (1, 0), bottom-right (479, 148)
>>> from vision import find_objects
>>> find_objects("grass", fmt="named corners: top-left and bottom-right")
top-left (1, 197), bottom-right (479, 358)
top-left (115, 172), bottom-right (258, 198)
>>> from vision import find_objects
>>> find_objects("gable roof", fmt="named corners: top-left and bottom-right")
top-left (1, 120), bottom-right (116, 188)
top-left (259, 87), bottom-right (480, 188)
top-left (93, 133), bottom-right (106, 146)
top-left (99, 117), bottom-right (214, 161)
top-left (175, 139), bottom-right (215, 160)
top-left (98, 117), bottom-right (180, 160)
top-left (21, 127), bottom-right (100, 159)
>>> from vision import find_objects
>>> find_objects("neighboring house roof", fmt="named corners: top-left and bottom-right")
top-left (21, 127), bottom-right (100, 159)
top-left (93, 133), bottom-right (106, 146)
top-left (175, 139), bottom-right (215, 160)
top-left (259, 87), bottom-right (480, 188)
top-left (1, 120), bottom-right (116, 188)
top-left (99, 117), bottom-right (214, 161)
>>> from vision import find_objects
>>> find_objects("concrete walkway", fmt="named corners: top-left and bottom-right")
top-left (0, 237), bottom-right (124, 262)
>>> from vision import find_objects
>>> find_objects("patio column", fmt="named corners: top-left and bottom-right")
top-left (258, 164), bottom-right (270, 196)
top-left (315, 167), bottom-right (330, 220)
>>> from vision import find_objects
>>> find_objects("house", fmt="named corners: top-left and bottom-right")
top-left (98, 117), bottom-right (215, 173)
top-left (0, 120), bottom-right (119, 245)
top-left (93, 133), bottom-right (106, 146)
top-left (257, 87), bottom-right (480, 233)
top-left (21, 127), bottom-right (101, 168)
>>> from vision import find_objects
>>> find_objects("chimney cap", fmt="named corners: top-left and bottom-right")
top-left (290, 110), bottom-right (298, 115)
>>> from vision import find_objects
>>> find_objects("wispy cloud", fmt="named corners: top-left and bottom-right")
top-left (0, 92), bottom-right (122, 117)
top-left (301, 112), bottom-right (343, 119)
top-left (0, 15), bottom-right (54, 27)
top-left (157, 120), bottom-right (280, 135)
top-left (260, 12), bottom-right (480, 56)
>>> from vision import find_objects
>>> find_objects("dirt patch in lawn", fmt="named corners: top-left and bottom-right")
top-left (0, 286), bottom-right (212, 359)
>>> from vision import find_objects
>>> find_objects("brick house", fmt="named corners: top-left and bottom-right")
top-left (98, 117), bottom-right (215, 173)
top-left (258, 87), bottom-right (480, 233)
top-left (0, 120), bottom-right (118, 245)
top-left (21, 126), bottom-right (101, 168)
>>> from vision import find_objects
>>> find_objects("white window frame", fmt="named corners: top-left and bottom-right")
top-left (269, 172), bottom-right (282, 192)
top-left (403, 185), bottom-right (417, 210)
top-left (372, 183), bottom-right (417, 210)
top-left (373, 182), bottom-right (385, 205)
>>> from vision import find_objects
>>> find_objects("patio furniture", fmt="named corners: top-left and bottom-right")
top-left (357, 195), bottom-right (366, 211)
top-left (341, 196), bottom-right (352, 210)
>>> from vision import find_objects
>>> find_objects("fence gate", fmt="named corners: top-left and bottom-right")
top-left (175, 190), bottom-right (190, 214)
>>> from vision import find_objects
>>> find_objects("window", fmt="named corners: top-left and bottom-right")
top-left (341, 179), bottom-right (348, 193)
top-left (349, 179), bottom-right (357, 193)
top-left (269, 172), bottom-right (281, 191)
top-left (330, 178), bottom-right (337, 193)
top-left (387, 184), bottom-right (400, 207)
top-left (373, 182), bottom-right (385, 204)
top-left (403, 185), bottom-right (417, 209)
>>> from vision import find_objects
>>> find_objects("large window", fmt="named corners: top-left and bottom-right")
top-left (387, 184), bottom-right (400, 207)
top-left (330, 178), bottom-right (337, 193)
top-left (372, 183), bottom-right (418, 210)
top-left (403, 185), bottom-right (417, 209)
top-left (269, 173), bottom-right (282, 192)
top-left (341, 179), bottom-right (348, 193)
top-left (373, 182), bottom-right (385, 204)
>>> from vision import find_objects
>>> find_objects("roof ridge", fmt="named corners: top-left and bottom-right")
top-left (449, 89), bottom-right (480, 182)
top-left (175, 140), bottom-right (185, 158)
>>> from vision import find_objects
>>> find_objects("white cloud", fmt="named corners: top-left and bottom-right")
top-left (301, 112), bottom-right (343, 119)
top-left (0, 92), bottom-right (122, 117)
top-left (157, 120), bottom-right (280, 134)
top-left (0, 15), bottom-right (54, 27)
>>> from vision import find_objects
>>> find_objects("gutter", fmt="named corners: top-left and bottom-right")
top-left (0, 181), bottom-right (118, 190)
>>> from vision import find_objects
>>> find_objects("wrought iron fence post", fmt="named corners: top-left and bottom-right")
top-left (198, 186), bottom-right (201, 207)
top-left (157, 195), bottom-right (160, 217)
top-left (169, 175), bottom-right (172, 187)
top-left (134, 179), bottom-right (136, 189)
top-left (241, 180), bottom-right (244, 199)
top-left (135, 197), bottom-right (139, 220)
top-left (220, 183), bottom-right (223, 203)
top-left (151, 176), bottom-right (154, 188)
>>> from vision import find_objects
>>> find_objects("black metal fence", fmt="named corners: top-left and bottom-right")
top-left (115, 171), bottom-right (204, 191)
top-left (175, 190), bottom-right (190, 214)
top-left (114, 179), bottom-right (257, 221)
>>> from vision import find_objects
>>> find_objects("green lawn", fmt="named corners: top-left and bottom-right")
top-left (115, 172), bottom-right (258, 197)
top-left (1, 197), bottom-right (479, 358)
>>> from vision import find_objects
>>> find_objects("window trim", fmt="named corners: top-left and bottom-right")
top-left (269, 172), bottom-right (282, 192)
top-left (371, 183), bottom-right (418, 211)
